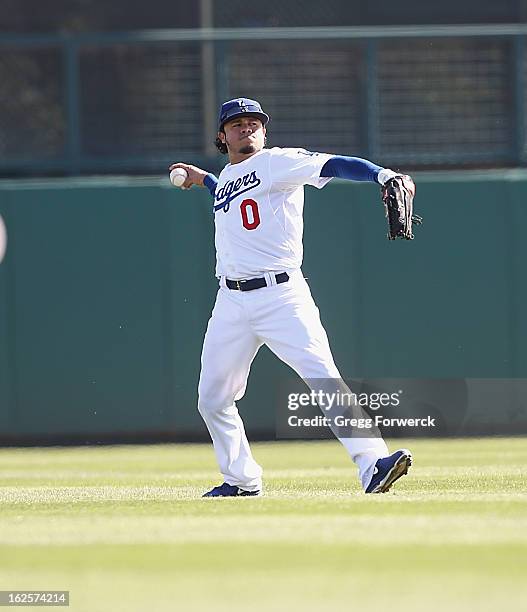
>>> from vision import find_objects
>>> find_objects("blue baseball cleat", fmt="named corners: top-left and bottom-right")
top-left (365, 449), bottom-right (412, 494)
top-left (202, 482), bottom-right (261, 497)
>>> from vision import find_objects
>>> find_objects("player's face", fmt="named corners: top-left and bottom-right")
top-left (220, 116), bottom-right (266, 157)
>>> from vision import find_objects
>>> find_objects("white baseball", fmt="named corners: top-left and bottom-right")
top-left (0, 214), bottom-right (6, 264)
top-left (170, 167), bottom-right (188, 188)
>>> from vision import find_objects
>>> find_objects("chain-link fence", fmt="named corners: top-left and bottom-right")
top-left (376, 37), bottom-right (514, 164)
top-left (80, 43), bottom-right (203, 157)
top-left (0, 46), bottom-right (65, 160)
top-left (0, 25), bottom-right (526, 176)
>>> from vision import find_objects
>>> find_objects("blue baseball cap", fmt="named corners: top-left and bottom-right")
top-left (218, 98), bottom-right (270, 131)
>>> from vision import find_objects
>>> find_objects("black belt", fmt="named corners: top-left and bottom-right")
top-left (226, 272), bottom-right (289, 292)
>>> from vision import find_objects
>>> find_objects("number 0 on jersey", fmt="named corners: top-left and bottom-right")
top-left (240, 199), bottom-right (260, 230)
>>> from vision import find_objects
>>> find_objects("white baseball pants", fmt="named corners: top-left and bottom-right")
top-left (197, 269), bottom-right (389, 491)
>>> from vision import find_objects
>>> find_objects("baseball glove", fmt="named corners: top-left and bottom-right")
top-left (381, 175), bottom-right (422, 240)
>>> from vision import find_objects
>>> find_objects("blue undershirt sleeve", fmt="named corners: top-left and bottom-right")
top-left (204, 173), bottom-right (218, 197)
top-left (320, 155), bottom-right (383, 183)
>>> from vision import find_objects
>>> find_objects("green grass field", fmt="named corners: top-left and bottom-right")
top-left (0, 437), bottom-right (526, 611)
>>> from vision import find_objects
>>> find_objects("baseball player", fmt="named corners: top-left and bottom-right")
top-left (169, 97), bottom-right (413, 496)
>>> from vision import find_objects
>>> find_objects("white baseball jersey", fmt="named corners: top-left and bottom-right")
top-left (213, 147), bottom-right (334, 279)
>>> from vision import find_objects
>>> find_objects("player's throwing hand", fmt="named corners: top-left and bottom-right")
top-left (168, 162), bottom-right (209, 190)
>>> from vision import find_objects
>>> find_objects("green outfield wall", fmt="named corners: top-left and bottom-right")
top-left (0, 171), bottom-right (526, 443)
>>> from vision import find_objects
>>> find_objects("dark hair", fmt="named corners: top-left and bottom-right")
top-left (215, 132), bottom-right (228, 155)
